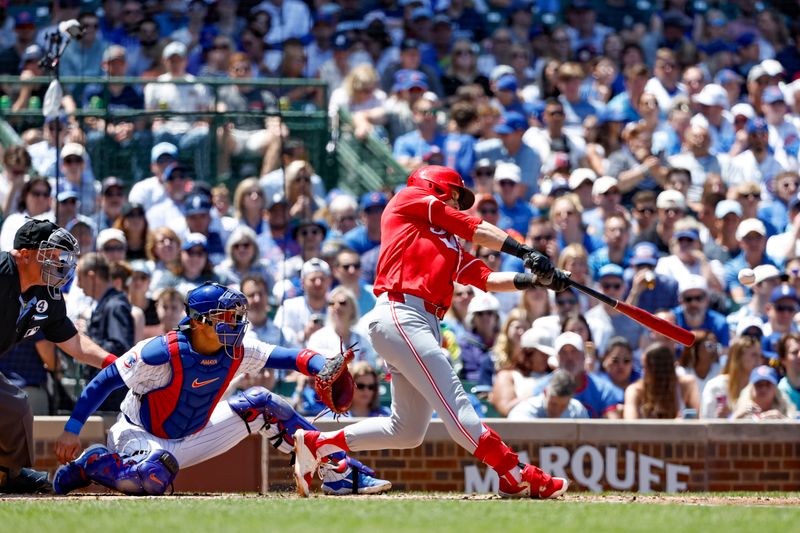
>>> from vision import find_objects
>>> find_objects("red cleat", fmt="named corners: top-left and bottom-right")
top-left (498, 464), bottom-right (569, 499)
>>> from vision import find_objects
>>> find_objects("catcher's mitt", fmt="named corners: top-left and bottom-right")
top-left (315, 343), bottom-right (356, 414)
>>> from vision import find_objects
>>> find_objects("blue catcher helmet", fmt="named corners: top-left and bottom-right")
top-left (185, 282), bottom-right (249, 358)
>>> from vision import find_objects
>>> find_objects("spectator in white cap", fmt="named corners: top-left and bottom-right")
top-left (692, 83), bottom-right (735, 153)
top-left (492, 162), bottom-right (535, 236)
top-left (656, 219), bottom-right (724, 293)
top-left (143, 40), bottom-right (212, 181)
top-left (582, 175), bottom-right (621, 240)
top-left (457, 292), bottom-right (501, 382)
top-left (274, 258), bottom-right (333, 345)
top-left (704, 199), bottom-right (743, 264)
top-left (487, 314), bottom-right (548, 416)
top-left (507, 369), bottom-right (588, 420)
top-left (674, 274), bottom-right (729, 346)
top-left (568, 168), bottom-right (597, 212)
top-left (533, 331), bottom-right (623, 418)
top-left (634, 189), bottom-right (686, 254)
top-left (730, 118), bottom-right (789, 187)
top-left (128, 142), bottom-right (178, 211)
top-left (172, 232), bottom-right (232, 295)
top-left (96, 228), bottom-right (127, 265)
top-left (726, 264), bottom-right (781, 335)
top-left (724, 217), bottom-right (778, 303)
top-left (51, 142), bottom-right (99, 217)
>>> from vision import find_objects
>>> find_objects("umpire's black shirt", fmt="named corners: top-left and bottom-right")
top-left (0, 251), bottom-right (77, 357)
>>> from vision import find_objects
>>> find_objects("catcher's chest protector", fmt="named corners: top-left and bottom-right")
top-left (139, 330), bottom-right (242, 439)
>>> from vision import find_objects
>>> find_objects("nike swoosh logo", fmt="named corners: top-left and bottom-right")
top-left (149, 473), bottom-right (163, 485)
top-left (191, 377), bottom-right (220, 388)
top-left (32, 314), bottom-right (47, 321)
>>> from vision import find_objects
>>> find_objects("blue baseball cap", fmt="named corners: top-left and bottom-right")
top-left (746, 117), bottom-right (769, 134)
top-left (596, 106), bottom-right (627, 125)
top-left (14, 11), bottom-right (35, 27)
top-left (495, 74), bottom-right (518, 92)
top-left (360, 191), bottom-right (388, 211)
top-left (598, 263), bottom-right (624, 280)
top-left (393, 69), bottom-right (428, 92)
top-left (494, 111), bottom-right (527, 134)
top-left (182, 232), bottom-right (208, 251)
top-left (736, 32), bottom-right (757, 49)
top-left (674, 229), bottom-right (700, 241)
top-left (749, 365), bottom-right (779, 386)
top-left (163, 163), bottom-right (190, 181)
top-left (184, 193), bottom-right (212, 216)
top-left (770, 285), bottom-right (799, 304)
top-left (762, 86), bottom-right (785, 105)
top-left (714, 68), bottom-right (743, 85)
top-left (630, 242), bottom-right (659, 267)
top-left (332, 33), bottom-right (354, 51)
top-left (411, 7), bottom-right (433, 20)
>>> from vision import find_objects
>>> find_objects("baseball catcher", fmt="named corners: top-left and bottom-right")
top-left (53, 282), bottom-right (389, 496)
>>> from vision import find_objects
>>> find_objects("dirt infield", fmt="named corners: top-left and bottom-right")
top-left (3, 492), bottom-right (800, 506)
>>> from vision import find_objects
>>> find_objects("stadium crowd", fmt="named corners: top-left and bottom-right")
top-left (1, 0), bottom-right (800, 422)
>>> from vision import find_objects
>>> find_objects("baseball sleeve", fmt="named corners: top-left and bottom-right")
top-left (394, 189), bottom-right (482, 240)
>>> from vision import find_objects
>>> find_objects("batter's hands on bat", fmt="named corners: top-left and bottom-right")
top-left (55, 431), bottom-right (82, 464)
top-left (523, 252), bottom-right (573, 292)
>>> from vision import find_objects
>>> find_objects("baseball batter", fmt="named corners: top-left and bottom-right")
top-left (53, 282), bottom-right (390, 496)
top-left (294, 166), bottom-right (571, 498)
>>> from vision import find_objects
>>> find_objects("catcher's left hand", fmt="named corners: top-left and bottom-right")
top-left (314, 344), bottom-right (356, 414)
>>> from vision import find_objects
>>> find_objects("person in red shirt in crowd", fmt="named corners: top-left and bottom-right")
top-left (293, 166), bottom-right (571, 499)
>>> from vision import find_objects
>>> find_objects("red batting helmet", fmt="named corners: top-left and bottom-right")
top-left (406, 165), bottom-right (475, 210)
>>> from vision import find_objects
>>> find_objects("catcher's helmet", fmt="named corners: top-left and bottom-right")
top-left (185, 282), bottom-right (249, 358)
top-left (407, 165), bottom-right (475, 210)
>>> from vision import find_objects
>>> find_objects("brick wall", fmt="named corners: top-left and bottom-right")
top-left (33, 418), bottom-right (800, 493)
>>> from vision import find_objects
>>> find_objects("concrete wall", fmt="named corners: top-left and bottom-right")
top-left (33, 418), bottom-right (800, 493)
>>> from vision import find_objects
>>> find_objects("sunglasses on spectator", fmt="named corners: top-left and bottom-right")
top-left (103, 245), bottom-right (125, 253)
top-left (473, 310), bottom-right (496, 317)
top-left (299, 228), bottom-right (322, 237)
top-left (339, 262), bottom-right (361, 270)
top-left (531, 234), bottom-right (555, 242)
top-left (104, 188), bottom-right (124, 197)
top-left (355, 382), bottom-right (377, 391)
top-left (498, 180), bottom-right (517, 188)
top-left (635, 206), bottom-right (655, 215)
top-left (64, 156), bottom-right (83, 165)
top-left (233, 242), bottom-right (252, 250)
top-left (454, 290), bottom-right (473, 297)
top-left (479, 209), bottom-right (498, 216)
top-left (682, 294), bottom-right (706, 303)
top-left (739, 193), bottom-right (760, 200)
top-left (475, 170), bottom-right (494, 178)
top-left (775, 304), bottom-right (798, 314)
top-left (546, 110), bottom-right (565, 117)
top-left (556, 298), bottom-right (577, 306)
top-left (328, 299), bottom-right (349, 307)
top-left (60, 198), bottom-right (77, 205)
top-left (185, 248), bottom-right (207, 257)
top-left (30, 189), bottom-right (50, 198)
top-left (601, 282), bottom-right (622, 291)
top-left (132, 273), bottom-right (150, 281)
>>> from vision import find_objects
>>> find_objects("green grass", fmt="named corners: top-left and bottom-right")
top-left (2, 496), bottom-right (799, 533)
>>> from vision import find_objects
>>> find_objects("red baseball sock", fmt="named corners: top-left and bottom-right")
top-left (473, 426), bottom-right (523, 485)
top-left (315, 430), bottom-right (350, 457)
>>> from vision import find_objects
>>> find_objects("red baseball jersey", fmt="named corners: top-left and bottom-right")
top-left (373, 186), bottom-right (494, 309)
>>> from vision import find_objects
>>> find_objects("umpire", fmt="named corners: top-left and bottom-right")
top-left (0, 219), bottom-right (117, 494)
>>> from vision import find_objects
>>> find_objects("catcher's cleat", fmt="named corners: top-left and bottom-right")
top-left (321, 459), bottom-right (392, 495)
top-left (293, 429), bottom-right (322, 497)
top-left (498, 464), bottom-right (569, 499)
top-left (53, 444), bottom-right (109, 495)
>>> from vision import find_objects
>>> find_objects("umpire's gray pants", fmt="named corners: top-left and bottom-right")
top-left (344, 294), bottom-right (483, 453)
top-left (0, 371), bottom-right (34, 473)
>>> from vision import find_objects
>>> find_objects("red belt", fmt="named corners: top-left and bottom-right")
top-left (387, 292), bottom-right (447, 320)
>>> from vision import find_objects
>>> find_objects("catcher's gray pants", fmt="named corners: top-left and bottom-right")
top-left (344, 293), bottom-right (483, 453)
top-left (0, 371), bottom-right (34, 474)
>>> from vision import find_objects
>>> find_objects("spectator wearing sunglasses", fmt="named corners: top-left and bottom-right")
top-left (598, 337), bottom-right (640, 396)
top-left (762, 286), bottom-right (800, 356)
top-left (494, 162), bottom-right (537, 236)
top-left (673, 275), bottom-right (730, 347)
top-left (588, 212), bottom-right (632, 281)
top-left (726, 265), bottom-right (780, 335)
top-left (347, 362), bottom-right (390, 418)
top-left (333, 247), bottom-right (375, 317)
top-left (724, 218), bottom-right (779, 304)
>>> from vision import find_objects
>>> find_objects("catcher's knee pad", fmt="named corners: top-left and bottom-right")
top-left (84, 449), bottom-right (179, 496)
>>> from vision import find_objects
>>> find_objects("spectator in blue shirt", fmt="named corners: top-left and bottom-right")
top-left (588, 212), bottom-right (633, 280)
top-left (672, 274), bottom-right (730, 347)
top-left (493, 162), bottom-right (537, 236)
top-left (724, 218), bottom-right (779, 305)
top-left (475, 111), bottom-right (542, 201)
top-left (393, 95), bottom-right (446, 172)
top-left (606, 63), bottom-right (649, 123)
top-left (343, 192), bottom-right (386, 255)
top-left (624, 242), bottom-right (679, 314)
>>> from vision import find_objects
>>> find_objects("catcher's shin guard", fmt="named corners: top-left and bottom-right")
top-left (228, 386), bottom-right (317, 453)
top-left (83, 448), bottom-right (179, 495)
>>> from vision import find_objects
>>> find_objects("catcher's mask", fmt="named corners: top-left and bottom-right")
top-left (185, 282), bottom-right (249, 359)
top-left (37, 227), bottom-right (80, 300)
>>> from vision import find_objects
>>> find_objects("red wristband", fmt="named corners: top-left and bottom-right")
top-left (296, 349), bottom-right (317, 376)
top-left (102, 354), bottom-right (118, 369)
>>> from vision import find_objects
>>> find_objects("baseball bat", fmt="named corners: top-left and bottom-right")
top-left (565, 278), bottom-right (696, 347)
